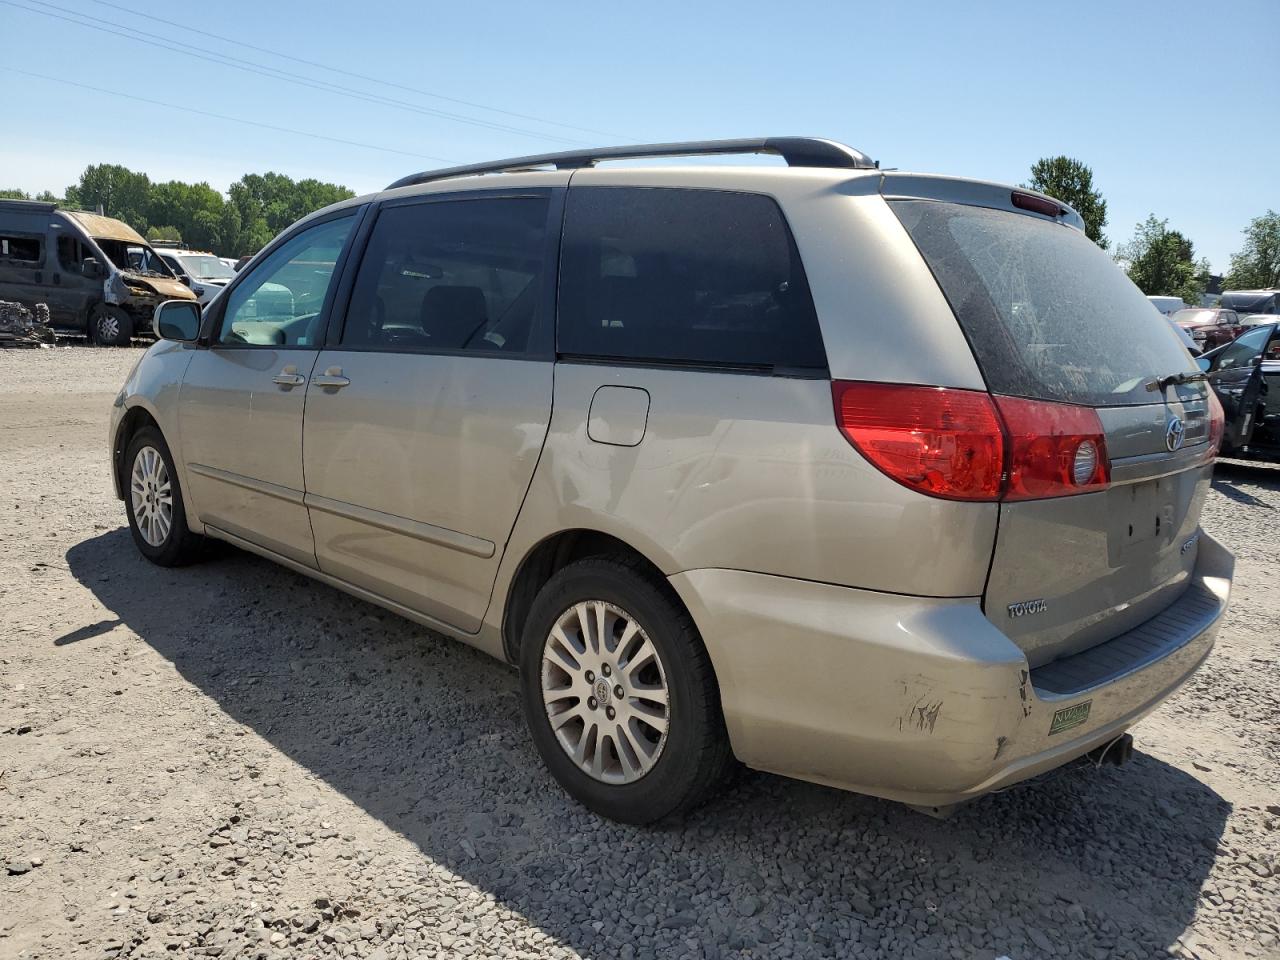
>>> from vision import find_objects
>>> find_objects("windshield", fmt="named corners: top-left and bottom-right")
top-left (177, 254), bottom-right (235, 280)
top-left (1171, 309), bottom-right (1217, 325)
top-left (94, 238), bottom-right (174, 278)
top-left (890, 200), bottom-right (1196, 406)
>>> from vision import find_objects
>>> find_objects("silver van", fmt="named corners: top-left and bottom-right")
top-left (110, 138), bottom-right (1233, 823)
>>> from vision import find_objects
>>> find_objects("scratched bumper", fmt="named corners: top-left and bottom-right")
top-left (668, 533), bottom-right (1231, 808)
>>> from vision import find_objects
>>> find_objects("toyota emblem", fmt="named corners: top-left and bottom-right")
top-left (1166, 416), bottom-right (1185, 452)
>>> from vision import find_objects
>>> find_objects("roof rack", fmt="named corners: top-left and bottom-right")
top-left (0, 199), bottom-right (57, 213)
top-left (387, 137), bottom-right (876, 190)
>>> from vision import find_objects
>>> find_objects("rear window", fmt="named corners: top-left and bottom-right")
top-left (891, 200), bottom-right (1196, 406)
top-left (558, 187), bottom-right (826, 373)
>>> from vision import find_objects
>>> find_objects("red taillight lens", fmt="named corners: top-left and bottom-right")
top-left (832, 382), bottom-right (1004, 501)
top-left (832, 382), bottom-right (1112, 502)
top-left (993, 395), bottom-right (1109, 500)
top-left (1205, 389), bottom-right (1225, 454)
top-left (1011, 190), bottom-right (1065, 218)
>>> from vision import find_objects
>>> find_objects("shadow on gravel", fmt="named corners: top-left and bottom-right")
top-left (1213, 459), bottom-right (1280, 508)
top-left (67, 528), bottom-right (1230, 959)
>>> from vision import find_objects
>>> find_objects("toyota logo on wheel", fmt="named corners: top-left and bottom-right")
top-left (1166, 416), bottom-right (1185, 452)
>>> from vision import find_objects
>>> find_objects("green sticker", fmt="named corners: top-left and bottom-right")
top-left (1048, 700), bottom-right (1092, 736)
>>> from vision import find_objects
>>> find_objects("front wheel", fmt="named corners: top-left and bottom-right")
top-left (519, 556), bottom-right (732, 824)
top-left (124, 426), bottom-right (205, 566)
top-left (88, 304), bottom-right (132, 346)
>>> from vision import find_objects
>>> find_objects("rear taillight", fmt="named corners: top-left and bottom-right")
top-left (993, 395), bottom-right (1109, 500)
top-left (832, 382), bottom-right (1111, 502)
top-left (832, 382), bottom-right (1003, 500)
top-left (1206, 389), bottom-right (1225, 454)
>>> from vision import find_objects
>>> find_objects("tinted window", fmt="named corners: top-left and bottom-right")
top-left (0, 234), bottom-right (42, 263)
top-left (891, 200), bottom-right (1195, 406)
top-left (558, 187), bottom-right (826, 371)
top-left (342, 196), bottom-right (549, 354)
top-left (218, 215), bottom-right (353, 347)
top-left (57, 235), bottom-right (88, 270)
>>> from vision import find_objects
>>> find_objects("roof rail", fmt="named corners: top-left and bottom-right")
top-left (387, 137), bottom-right (876, 190)
top-left (0, 199), bottom-right (58, 213)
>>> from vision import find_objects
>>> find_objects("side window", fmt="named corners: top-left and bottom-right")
top-left (57, 235), bottom-right (85, 271)
top-left (0, 233), bottom-right (43, 264)
top-left (1216, 326), bottom-right (1271, 369)
top-left (217, 215), bottom-right (354, 348)
top-left (557, 187), bottom-right (827, 371)
top-left (341, 196), bottom-right (549, 354)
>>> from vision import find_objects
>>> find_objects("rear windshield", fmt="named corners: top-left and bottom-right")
top-left (1221, 292), bottom-right (1277, 313)
top-left (890, 200), bottom-right (1196, 406)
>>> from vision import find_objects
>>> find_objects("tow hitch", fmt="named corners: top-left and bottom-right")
top-left (1086, 732), bottom-right (1134, 767)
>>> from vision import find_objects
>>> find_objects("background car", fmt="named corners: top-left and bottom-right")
top-left (1199, 321), bottom-right (1280, 461)
top-left (154, 246), bottom-right (238, 305)
top-left (1220, 289), bottom-right (1280, 316)
top-left (1170, 307), bottom-right (1244, 350)
top-left (1239, 312), bottom-right (1279, 328)
top-left (1147, 295), bottom-right (1190, 316)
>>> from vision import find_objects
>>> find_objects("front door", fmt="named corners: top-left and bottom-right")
top-left (178, 212), bottom-right (358, 567)
top-left (50, 232), bottom-right (101, 327)
top-left (1206, 323), bottom-right (1275, 452)
top-left (302, 191), bottom-right (561, 631)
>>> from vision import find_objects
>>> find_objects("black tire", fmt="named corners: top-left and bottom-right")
top-left (88, 304), bottom-right (132, 346)
top-left (123, 426), bottom-right (205, 566)
top-left (519, 555), bottom-right (732, 824)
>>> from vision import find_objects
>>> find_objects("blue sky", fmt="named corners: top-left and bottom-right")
top-left (2, 0), bottom-right (1275, 271)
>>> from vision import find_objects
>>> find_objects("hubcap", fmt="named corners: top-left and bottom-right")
top-left (541, 600), bottom-right (670, 784)
top-left (97, 311), bottom-right (120, 342)
top-left (130, 446), bottom-right (173, 547)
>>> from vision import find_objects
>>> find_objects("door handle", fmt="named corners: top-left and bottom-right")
top-left (272, 364), bottom-right (306, 388)
top-left (312, 366), bottom-right (350, 389)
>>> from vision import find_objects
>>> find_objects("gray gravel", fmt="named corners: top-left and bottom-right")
top-left (1, 347), bottom-right (1278, 960)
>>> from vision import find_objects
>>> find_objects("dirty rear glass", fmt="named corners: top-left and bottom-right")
top-left (890, 200), bottom-right (1196, 406)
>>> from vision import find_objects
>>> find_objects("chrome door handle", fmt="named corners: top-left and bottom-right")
top-left (272, 364), bottom-right (306, 387)
top-left (312, 366), bottom-right (350, 389)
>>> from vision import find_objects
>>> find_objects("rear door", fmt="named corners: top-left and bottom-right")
top-left (890, 196), bottom-right (1216, 667)
top-left (302, 188), bottom-right (562, 632)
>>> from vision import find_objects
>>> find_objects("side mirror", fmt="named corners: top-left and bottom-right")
top-left (1196, 356), bottom-right (1212, 373)
top-left (152, 299), bottom-right (201, 342)
top-left (179, 275), bottom-right (191, 287)
top-left (82, 257), bottom-right (104, 278)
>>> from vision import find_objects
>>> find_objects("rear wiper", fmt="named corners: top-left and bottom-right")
top-left (1146, 371), bottom-right (1207, 391)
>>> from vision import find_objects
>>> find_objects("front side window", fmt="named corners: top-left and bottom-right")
top-left (218, 215), bottom-right (354, 347)
top-left (341, 196), bottom-right (549, 355)
top-left (557, 187), bottom-right (827, 372)
top-left (57, 235), bottom-right (87, 271)
top-left (1216, 325), bottom-right (1272, 369)
top-left (0, 234), bottom-right (42, 263)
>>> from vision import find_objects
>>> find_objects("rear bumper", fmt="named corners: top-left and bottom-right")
top-left (669, 532), bottom-right (1232, 808)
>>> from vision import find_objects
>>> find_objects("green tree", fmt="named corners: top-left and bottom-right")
top-left (70, 164), bottom-right (153, 229)
top-left (1226, 210), bottom-right (1280, 289)
top-left (148, 180), bottom-right (226, 250)
top-left (1024, 156), bottom-right (1109, 247)
top-left (1118, 215), bottom-right (1209, 305)
top-left (227, 172), bottom-right (353, 253)
top-left (146, 225), bottom-right (183, 243)
top-left (0, 188), bottom-right (32, 200)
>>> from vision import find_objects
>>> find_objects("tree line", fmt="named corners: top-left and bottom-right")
top-left (1, 164), bottom-right (355, 258)
top-left (4, 159), bottom-right (1277, 299)
top-left (1024, 155), bottom-right (1279, 302)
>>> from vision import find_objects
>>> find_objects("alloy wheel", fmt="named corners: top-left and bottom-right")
top-left (540, 600), bottom-right (670, 784)
top-left (130, 446), bottom-right (173, 547)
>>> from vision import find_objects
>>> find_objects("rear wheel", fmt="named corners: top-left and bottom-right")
top-left (124, 426), bottom-right (204, 566)
top-left (519, 556), bottom-right (732, 823)
top-left (88, 304), bottom-right (132, 346)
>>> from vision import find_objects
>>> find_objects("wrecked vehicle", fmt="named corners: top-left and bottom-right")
top-left (0, 299), bottom-right (56, 346)
top-left (1200, 321), bottom-right (1280, 463)
top-left (0, 200), bottom-right (196, 345)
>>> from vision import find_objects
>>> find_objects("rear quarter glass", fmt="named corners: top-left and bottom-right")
top-left (889, 200), bottom-right (1197, 407)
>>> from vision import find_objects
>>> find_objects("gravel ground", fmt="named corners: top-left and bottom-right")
top-left (1, 346), bottom-right (1278, 960)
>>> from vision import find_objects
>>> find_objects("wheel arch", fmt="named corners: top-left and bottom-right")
top-left (501, 528), bottom-right (685, 665)
top-left (111, 404), bottom-right (162, 501)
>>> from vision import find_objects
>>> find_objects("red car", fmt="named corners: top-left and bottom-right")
top-left (1171, 307), bottom-right (1243, 349)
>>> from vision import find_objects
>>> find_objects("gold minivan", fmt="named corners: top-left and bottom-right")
top-left (110, 138), bottom-right (1233, 823)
